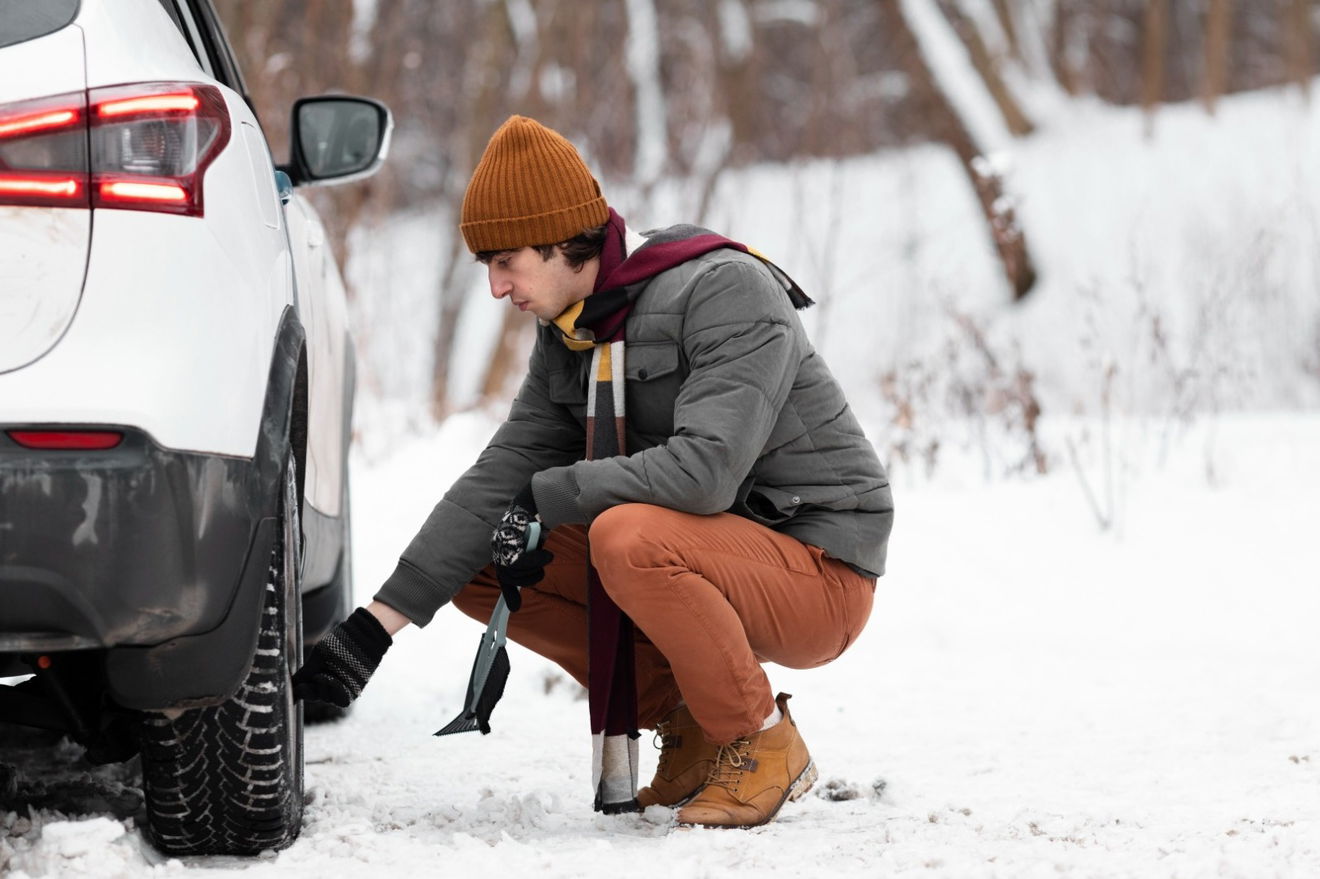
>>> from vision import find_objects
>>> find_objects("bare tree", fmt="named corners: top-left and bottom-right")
top-left (1202, 0), bottom-right (1234, 113)
top-left (1141, 0), bottom-right (1169, 137)
top-left (449, 0), bottom-right (529, 415)
top-left (1284, 0), bottom-right (1313, 100)
top-left (942, 0), bottom-right (1036, 136)
top-left (991, 0), bottom-right (1024, 62)
top-left (1049, 0), bottom-right (1087, 95)
top-left (624, 0), bottom-right (669, 189)
top-left (886, 0), bottom-right (1038, 300)
top-left (1008, 0), bottom-right (1068, 89)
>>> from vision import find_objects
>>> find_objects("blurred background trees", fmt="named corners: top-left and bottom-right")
top-left (212, 0), bottom-right (1319, 419)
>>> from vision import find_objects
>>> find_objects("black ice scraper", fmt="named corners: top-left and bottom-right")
top-left (434, 521), bottom-right (540, 736)
top-left (433, 598), bottom-right (510, 736)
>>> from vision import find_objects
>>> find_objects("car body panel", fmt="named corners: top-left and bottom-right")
top-left (77, 0), bottom-right (208, 86)
top-left (0, 26), bottom-right (89, 374)
top-left (0, 0), bottom-right (352, 469)
top-left (0, 0), bottom-right (376, 711)
top-left (0, 307), bottom-right (303, 690)
top-left (0, 19), bottom-right (85, 103)
top-left (0, 207), bottom-right (287, 458)
top-left (284, 193), bottom-right (346, 517)
top-left (0, 207), bottom-right (91, 374)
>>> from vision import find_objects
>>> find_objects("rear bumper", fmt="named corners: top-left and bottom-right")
top-left (0, 426), bottom-right (257, 652)
top-left (0, 310), bottom-right (306, 711)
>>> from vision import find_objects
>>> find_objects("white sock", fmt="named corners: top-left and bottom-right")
top-left (759, 705), bottom-right (782, 731)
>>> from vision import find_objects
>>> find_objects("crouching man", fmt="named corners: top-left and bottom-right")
top-left (293, 116), bottom-right (894, 829)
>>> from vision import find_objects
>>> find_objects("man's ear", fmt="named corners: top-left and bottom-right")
top-left (558, 242), bottom-right (587, 273)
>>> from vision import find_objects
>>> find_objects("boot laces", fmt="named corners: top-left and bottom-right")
top-left (705, 738), bottom-right (752, 790)
top-left (652, 719), bottom-right (677, 771)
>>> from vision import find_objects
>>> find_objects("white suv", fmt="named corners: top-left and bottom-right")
top-left (0, 0), bottom-right (389, 856)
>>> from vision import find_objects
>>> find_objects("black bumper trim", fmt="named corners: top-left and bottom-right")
top-left (104, 516), bottom-right (275, 710)
top-left (0, 308), bottom-right (308, 709)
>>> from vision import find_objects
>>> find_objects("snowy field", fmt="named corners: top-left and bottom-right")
top-left (3, 410), bottom-right (1319, 878)
top-left (5, 56), bottom-right (1320, 879)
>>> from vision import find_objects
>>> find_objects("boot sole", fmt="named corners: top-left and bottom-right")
top-left (638, 785), bottom-right (702, 809)
top-left (677, 759), bottom-right (818, 830)
top-left (787, 759), bottom-right (818, 805)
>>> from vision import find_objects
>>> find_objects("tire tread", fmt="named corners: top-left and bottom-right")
top-left (137, 464), bottom-right (303, 856)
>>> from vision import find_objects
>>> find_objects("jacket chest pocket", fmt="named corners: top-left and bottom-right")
top-left (625, 342), bottom-right (682, 436)
top-left (548, 364), bottom-right (588, 412)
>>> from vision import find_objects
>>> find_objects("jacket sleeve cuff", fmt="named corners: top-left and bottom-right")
top-left (531, 468), bottom-right (585, 529)
top-left (373, 559), bottom-right (448, 628)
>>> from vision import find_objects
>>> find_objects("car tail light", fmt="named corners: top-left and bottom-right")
top-left (0, 91), bottom-right (89, 207)
top-left (0, 82), bottom-right (231, 217)
top-left (6, 430), bottom-right (125, 450)
top-left (90, 82), bottom-right (230, 216)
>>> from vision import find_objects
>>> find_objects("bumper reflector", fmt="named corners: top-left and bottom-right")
top-left (7, 430), bottom-right (125, 450)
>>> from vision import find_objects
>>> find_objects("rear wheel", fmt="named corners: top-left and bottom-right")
top-left (137, 453), bottom-right (304, 855)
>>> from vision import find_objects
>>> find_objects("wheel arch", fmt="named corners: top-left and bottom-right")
top-left (104, 307), bottom-right (309, 710)
top-left (291, 342), bottom-right (309, 525)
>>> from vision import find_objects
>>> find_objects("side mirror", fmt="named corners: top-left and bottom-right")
top-left (287, 95), bottom-right (392, 187)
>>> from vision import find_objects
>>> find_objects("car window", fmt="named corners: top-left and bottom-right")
top-left (0, 0), bottom-right (80, 49)
top-left (186, 0), bottom-right (261, 126)
top-left (164, 0), bottom-right (215, 77)
top-left (182, 0), bottom-right (248, 93)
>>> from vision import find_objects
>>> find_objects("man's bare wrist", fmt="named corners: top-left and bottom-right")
top-left (366, 600), bottom-right (413, 636)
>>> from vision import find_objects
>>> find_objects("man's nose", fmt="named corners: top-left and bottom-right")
top-left (489, 273), bottom-right (512, 299)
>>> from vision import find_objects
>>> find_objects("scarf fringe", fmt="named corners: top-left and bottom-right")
top-left (591, 731), bottom-right (641, 814)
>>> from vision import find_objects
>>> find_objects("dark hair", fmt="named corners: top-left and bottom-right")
top-left (475, 223), bottom-right (608, 271)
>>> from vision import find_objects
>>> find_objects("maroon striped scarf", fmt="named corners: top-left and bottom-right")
top-left (550, 208), bottom-right (812, 812)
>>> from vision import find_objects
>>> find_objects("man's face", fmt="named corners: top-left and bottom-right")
top-left (485, 246), bottom-right (597, 322)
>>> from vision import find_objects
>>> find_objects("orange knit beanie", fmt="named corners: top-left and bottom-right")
top-left (460, 115), bottom-right (609, 253)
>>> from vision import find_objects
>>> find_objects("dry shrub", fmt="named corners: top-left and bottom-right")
top-left (879, 304), bottom-right (1045, 480)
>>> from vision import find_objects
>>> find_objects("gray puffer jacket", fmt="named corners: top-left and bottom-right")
top-left (376, 235), bottom-right (893, 626)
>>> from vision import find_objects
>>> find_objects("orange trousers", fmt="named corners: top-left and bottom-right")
top-left (452, 503), bottom-right (875, 744)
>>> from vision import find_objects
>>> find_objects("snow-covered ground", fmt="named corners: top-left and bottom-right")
top-left (4, 411), bottom-right (1319, 878)
top-left (6, 51), bottom-right (1320, 879)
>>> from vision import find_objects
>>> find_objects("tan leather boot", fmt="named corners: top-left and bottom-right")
top-left (676, 693), bottom-right (817, 828)
top-left (637, 703), bottom-right (720, 808)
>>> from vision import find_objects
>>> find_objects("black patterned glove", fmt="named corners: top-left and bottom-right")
top-left (491, 484), bottom-right (553, 612)
top-left (292, 607), bottom-right (393, 707)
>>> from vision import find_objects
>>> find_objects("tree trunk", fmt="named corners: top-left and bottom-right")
top-left (990, 0), bottom-right (1023, 62)
top-left (428, 230), bottom-right (474, 422)
top-left (886, 0), bottom-right (1037, 301)
top-left (944, 1), bottom-right (1036, 137)
top-left (1050, 0), bottom-right (1083, 96)
top-left (1201, 0), bottom-right (1233, 114)
top-left (470, 0), bottom-right (548, 411)
top-left (1141, 0), bottom-right (1169, 137)
top-left (1284, 0), bottom-right (1313, 101)
top-left (624, 0), bottom-right (669, 187)
top-left (431, 1), bottom-right (520, 417)
top-left (1007, 0), bottom-right (1067, 90)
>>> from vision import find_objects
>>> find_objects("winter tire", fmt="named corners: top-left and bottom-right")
top-left (137, 452), bottom-right (305, 855)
